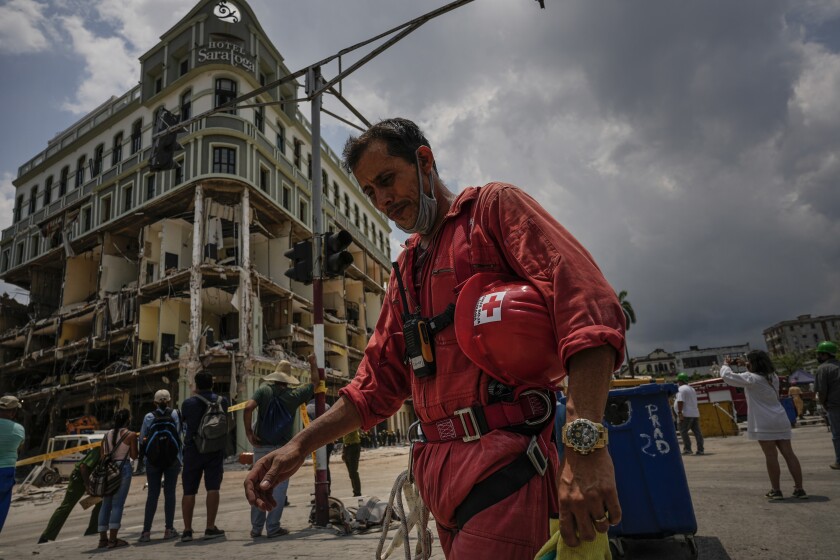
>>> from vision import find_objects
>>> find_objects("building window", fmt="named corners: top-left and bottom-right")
top-left (363, 214), bottom-right (368, 236)
top-left (112, 132), bottom-right (123, 166)
top-left (82, 206), bottom-right (92, 232)
top-left (146, 174), bottom-right (155, 201)
top-left (123, 185), bottom-right (133, 212)
top-left (354, 203), bottom-right (359, 227)
top-left (13, 195), bottom-right (22, 222)
top-left (29, 234), bottom-right (39, 259)
top-left (321, 171), bottom-right (328, 196)
top-left (260, 72), bottom-right (267, 87)
top-left (92, 144), bottom-right (104, 176)
top-left (379, 231), bottom-right (385, 252)
top-left (299, 199), bottom-right (308, 224)
top-left (343, 193), bottom-right (349, 216)
top-left (180, 89), bottom-right (192, 121)
top-left (254, 105), bottom-right (264, 133)
top-left (307, 154), bottom-right (312, 179)
top-left (154, 76), bottom-right (163, 94)
top-left (59, 166), bottom-right (69, 196)
top-left (179, 58), bottom-right (189, 76)
top-left (1, 249), bottom-right (9, 272)
top-left (214, 78), bottom-right (237, 114)
top-left (101, 195), bottom-right (112, 223)
top-left (29, 186), bottom-right (37, 214)
top-left (212, 146), bottom-right (236, 174)
top-left (279, 185), bottom-right (290, 210)
top-left (174, 159), bottom-right (183, 185)
top-left (293, 139), bottom-right (302, 169)
top-left (75, 155), bottom-right (86, 188)
top-left (259, 167), bottom-right (269, 192)
top-left (333, 182), bottom-right (339, 207)
top-left (44, 176), bottom-right (53, 206)
top-left (131, 119), bottom-right (142, 154)
top-left (15, 242), bottom-right (24, 265)
top-left (276, 124), bottom-right (285, 154)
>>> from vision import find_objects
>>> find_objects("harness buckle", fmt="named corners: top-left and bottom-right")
top-left (522, 389), bottom-right (553, 426)
top-left (526, 436), bottom-right (548, 476)
top-left (454, 407), bottom-right (482, 442)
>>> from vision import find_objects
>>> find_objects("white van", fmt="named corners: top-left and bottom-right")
top-left (44, 432), bottom-right (108, 479)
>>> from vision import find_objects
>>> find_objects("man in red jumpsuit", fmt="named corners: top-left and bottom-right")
top-left (245, 118), bottom-right (626, 558)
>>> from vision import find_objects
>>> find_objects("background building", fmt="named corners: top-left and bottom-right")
top-left (0, 0), bottom-right (410, 456)
top-left (763, 314), bottom-right (840, 356)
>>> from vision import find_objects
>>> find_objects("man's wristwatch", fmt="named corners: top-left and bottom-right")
top-left (561, 418), bottom-right (608, 455)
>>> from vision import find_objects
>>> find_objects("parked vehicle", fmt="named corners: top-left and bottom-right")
top-left (44, 432), bottom-right (108, 479)
top-left (689, 378), bottom-right (747, 421)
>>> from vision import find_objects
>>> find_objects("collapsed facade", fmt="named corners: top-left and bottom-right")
top-left (0, 0), bottom-right (416, 457)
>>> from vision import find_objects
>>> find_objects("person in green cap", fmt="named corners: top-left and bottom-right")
top-left (38, 446), bottom-right (102, 543)
top-left (814, 341), bottom-right (840, 469)
top-left (674, 373), bottom-right (704, 455)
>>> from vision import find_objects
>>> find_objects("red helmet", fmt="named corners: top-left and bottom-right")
top-left (455, 273), bottom-right (563, 387)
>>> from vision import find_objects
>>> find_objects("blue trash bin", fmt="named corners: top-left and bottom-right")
top-left (557, 383), bottom-right (698, 557)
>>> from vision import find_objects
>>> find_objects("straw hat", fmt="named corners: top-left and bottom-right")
top-left (263, 360), bottom-right (300, 385)
top-left (0, 395), bottom-right (22, 410)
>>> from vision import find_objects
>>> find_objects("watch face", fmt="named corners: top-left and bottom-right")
top-left (567, 420), bottom-right (599, 449)
top-left (214, 1), bottom-right (241, 23)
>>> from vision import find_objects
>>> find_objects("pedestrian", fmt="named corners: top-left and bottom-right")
top-left (245, 118), bottom-right (626, 557)
top-left (787, 384), bottom-right (804, 419)
top-left (0, 395), bottom-right (25, 535)
top-left (97, 408), bottom-right (137, 549)
top-left (180, 371), bottom-right (228, 542)
top-left (244, 356), bottom-right (319, 538)
top-left (38, 446), bottom-right (102, 543)
top-left (674, 373), bottom-right (705, 455)
top-left (813, 340), bottom-right (840, 470)
top-left (341, 429), bottom-right (362, 497)
top-left (721, 351), bottom-right (807, 500)
top-left (138, 389), bottom-right (182, 542)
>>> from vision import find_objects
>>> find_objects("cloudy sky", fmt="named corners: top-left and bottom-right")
top-left (1, 0), bottom-right (839, 359)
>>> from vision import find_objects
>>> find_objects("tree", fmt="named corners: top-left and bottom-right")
top-left (617, 290), bottom-right (637, 378)
top-left (772, 349), bottom-right (816, 376)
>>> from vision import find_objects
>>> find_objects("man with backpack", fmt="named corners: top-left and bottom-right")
top-left (243, 356), bottom-right (320, 538)
top-left (138, 389), bottom-right (182, 542)
top-left (180, 372), bottom-right (229, 542)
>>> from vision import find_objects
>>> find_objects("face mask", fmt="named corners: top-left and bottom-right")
top-left (397, 149), bottom-right (437, 235)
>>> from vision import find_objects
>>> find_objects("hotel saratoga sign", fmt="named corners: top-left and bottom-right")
top-left (197, 40), bottom-right (255, 72)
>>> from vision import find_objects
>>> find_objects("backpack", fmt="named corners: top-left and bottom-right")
top-left (258, 394), bottom-right (294, 445)
top-left (89, 430), bottom-right (129, 497)
top-left (194, 394), bottom-right (228, 454)
top-left (144, 408), bottom-right (181, 469)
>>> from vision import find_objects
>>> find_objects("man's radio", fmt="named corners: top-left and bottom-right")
top-left (393, 262), bottom-right (436, 378)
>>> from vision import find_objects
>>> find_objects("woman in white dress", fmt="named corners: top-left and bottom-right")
top-left (720, 350), bottom-right (807, 501)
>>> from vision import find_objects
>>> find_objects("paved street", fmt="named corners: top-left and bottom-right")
top-left (1, 423), bottom-right (838, 559)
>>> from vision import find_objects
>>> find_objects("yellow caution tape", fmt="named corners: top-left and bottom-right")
top-left (300, 404), bottom-right (317, 470)
top-left (15, 441), bottom-right (102, 468)
top-left (314, 381), bottom-right (327, 394)
top-left (228, 401), bottom-right (248, 412)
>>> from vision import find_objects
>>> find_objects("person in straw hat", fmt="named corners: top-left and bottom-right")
top-left (243, 355), bottom-right (321, 538)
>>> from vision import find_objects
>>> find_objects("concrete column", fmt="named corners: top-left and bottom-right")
top-left (235, 188), bottom-right (253, 456)
top-left (181, 184), bottom-right (204, 399)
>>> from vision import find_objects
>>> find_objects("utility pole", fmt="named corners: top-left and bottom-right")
top-left (307, 66), bottom-right (331, 527)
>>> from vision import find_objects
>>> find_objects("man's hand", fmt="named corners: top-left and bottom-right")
top-left (558, 450), bottom-right (621, 547)
top-left (245, 445), bottom-right (306, 512)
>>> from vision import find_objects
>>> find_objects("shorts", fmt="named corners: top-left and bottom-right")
top-left (181, 445), bottom-right (224, 495)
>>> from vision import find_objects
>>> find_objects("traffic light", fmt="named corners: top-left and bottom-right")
top-left (284, 240), bottom-right (313, 284)
top-left (324, 229), bottom-right (354, 277)
top-left (150, 108), bottom-right (184, 171)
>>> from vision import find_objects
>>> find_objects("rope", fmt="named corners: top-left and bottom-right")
top-left (375, 469), bottom-right (433, 560)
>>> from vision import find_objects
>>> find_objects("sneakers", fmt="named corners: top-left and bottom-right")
top-left (830, 463), bottom-right (840, 470)
top-left (695, 451), bottom-right (705, 456)
top-left (682, 449), bottom-right (693, 455)
top-left (181, 529), bottom-right (193, 543)
top-left (138, 532), bottom-right (151, 543)
top-left (163, 528), bottom-right (179, 540)
top-left (203, 527), bottom-right (225, 540)
top-left (266, 527), bottom-right (289, 539)
top-left (792, 488), bottom-right (808, 499)
top-left (765, 489), bottom-right (784, 500)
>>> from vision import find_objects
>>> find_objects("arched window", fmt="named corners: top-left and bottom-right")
top-left (131, 119), bottom-right (142, 154)
top-left (112, 132), bottom-right (123, 166)
top-left (92, 144), bottom-right (104, 176)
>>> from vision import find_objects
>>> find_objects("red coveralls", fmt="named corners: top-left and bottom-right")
top-left (340, 183), bottom-right (625, 559)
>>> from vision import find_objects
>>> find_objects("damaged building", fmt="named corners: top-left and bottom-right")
top-left (0, 0), bottom-right (414, 458)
